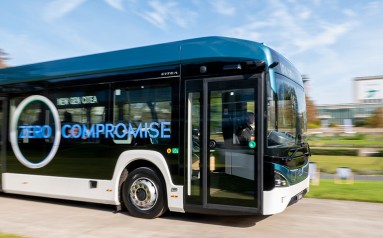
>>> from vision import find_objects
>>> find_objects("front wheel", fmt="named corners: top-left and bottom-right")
top-left (122, 167), bottom-right (167, 218)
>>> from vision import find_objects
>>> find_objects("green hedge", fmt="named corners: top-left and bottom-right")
top-left (311, 147), bottom-right (383, 156)
top-left (310, 147), bottom-right (359, 156)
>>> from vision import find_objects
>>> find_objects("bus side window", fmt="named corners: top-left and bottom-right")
top-left (113, 84), bottom-right (172, 145)
top-left (52, 88), bottom-right (107, 143)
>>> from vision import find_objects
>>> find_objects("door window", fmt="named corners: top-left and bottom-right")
top-left (207, 82), bottom-right (257, 207)
top-left (186, 78), bottom-right (259, 208)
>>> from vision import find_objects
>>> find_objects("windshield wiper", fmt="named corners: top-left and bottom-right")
top-left (287, 142), bottom-right (311, 161)
top-left (265, 142), bottom-right (311, 163)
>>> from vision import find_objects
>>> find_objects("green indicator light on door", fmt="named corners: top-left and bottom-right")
top-left (172, 148), bottom-right (179, 154)
top-left (248, 141), bottom-right (256, 149)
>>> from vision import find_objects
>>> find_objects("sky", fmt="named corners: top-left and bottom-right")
top-left (0, 0), bottom-right (383, 105)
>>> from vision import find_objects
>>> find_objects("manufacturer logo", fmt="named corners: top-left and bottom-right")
top-left (366, 89), bottom-right (378, 99)
top-left (161, 71), bottom-right (178, 76)
top-left (10, 95), bottom-right (61, 169)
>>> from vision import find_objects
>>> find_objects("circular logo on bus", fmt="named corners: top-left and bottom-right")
top-left (10, 95), bottom-right (61, 169)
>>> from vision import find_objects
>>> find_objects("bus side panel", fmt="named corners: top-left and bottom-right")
top-left (3, 150), bottom-right (185, 213)
top-left (7, 86), bottom-right (119, 180)
top-left (2, 173), bottom-right (117, 204)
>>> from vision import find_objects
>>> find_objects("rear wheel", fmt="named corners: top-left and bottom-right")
top-left (122, 167), bottom-right (167, 218)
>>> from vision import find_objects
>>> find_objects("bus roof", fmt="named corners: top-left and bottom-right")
top-left (0, 37), bottom-right (272, 85)
top-left (0, 36), bottom-right (303, 87)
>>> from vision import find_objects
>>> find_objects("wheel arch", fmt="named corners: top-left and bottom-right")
top-left (118, 159), bottom-right (165, 210)
top-left (112, 150), bottom-right (184, 213)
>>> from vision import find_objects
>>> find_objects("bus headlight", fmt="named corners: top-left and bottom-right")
top-left (275, 171), bottom-right (289, 187)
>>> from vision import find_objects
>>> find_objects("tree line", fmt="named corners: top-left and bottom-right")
top-left (0, 48), bottom-right (8, 68)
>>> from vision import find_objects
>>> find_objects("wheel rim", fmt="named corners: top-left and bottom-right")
top-left (129, 177), bottom-right (158, 211)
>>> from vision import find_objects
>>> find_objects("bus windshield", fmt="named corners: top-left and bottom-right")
top-left (267, 74), bottom-right (307, 149)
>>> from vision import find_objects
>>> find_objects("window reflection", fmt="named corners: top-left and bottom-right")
top-left (267, 75), bottom-right (307, 147)
top-left (113, 85), bottom-right (172, 145)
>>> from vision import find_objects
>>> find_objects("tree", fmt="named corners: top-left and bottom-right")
top-left (306, 95), bottom-right (319, 127)
top-left (302, 75), bottom-right (319, 128)
top-left (0, 49), bottom-right (9, 68)
top-left (366, 107), bottom-right (383, 128)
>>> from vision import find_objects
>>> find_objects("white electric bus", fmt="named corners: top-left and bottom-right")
top-left (0, 37), bottom-right (310, 218)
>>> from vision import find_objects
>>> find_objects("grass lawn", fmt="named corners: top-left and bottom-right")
top-left (0, 234), bottom-right (24, 238)
top-left (310, 155), bottom-right (383, 174)
top-left (306, 179), bottom-right (383, 203)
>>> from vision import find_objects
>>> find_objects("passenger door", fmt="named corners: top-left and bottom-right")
top-left (185, 76), bottom-right (261, 212)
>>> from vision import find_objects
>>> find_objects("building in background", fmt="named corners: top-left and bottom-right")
top-left (354, 75), bottom-right (383, 103)
top-left (317, 103), bottom-right (381, 125)
top-left (316, 75), bottom-right (383, 126)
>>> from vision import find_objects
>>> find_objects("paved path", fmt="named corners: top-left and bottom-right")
top-left (1, 194), bottom-right (382, 238)
top-left (320, 173), bottom-right (383, 180)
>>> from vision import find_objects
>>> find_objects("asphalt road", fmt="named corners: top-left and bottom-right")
top-left (0, 194), bottom-right (382, 238)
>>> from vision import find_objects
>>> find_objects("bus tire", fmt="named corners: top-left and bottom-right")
top-left (122, 167), bottom-right (167, 219)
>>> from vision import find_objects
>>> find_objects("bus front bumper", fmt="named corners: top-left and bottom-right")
top-left (262, 176), bottom-right (309, 215)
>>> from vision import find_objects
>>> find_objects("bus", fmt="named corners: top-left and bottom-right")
top-left (0, 36), bottom-right (310, 218)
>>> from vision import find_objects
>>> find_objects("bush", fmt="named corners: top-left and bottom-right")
top-left (308, 121), bottom-right (321, 129)
top-left (354, 120), bottom-right (367, 127)
top-left (339, 134), bottom-right (366, 140)
top-left (329, 122), bottom-right (337, 128)
top-left (375, 150), bottom-right (383, 157)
